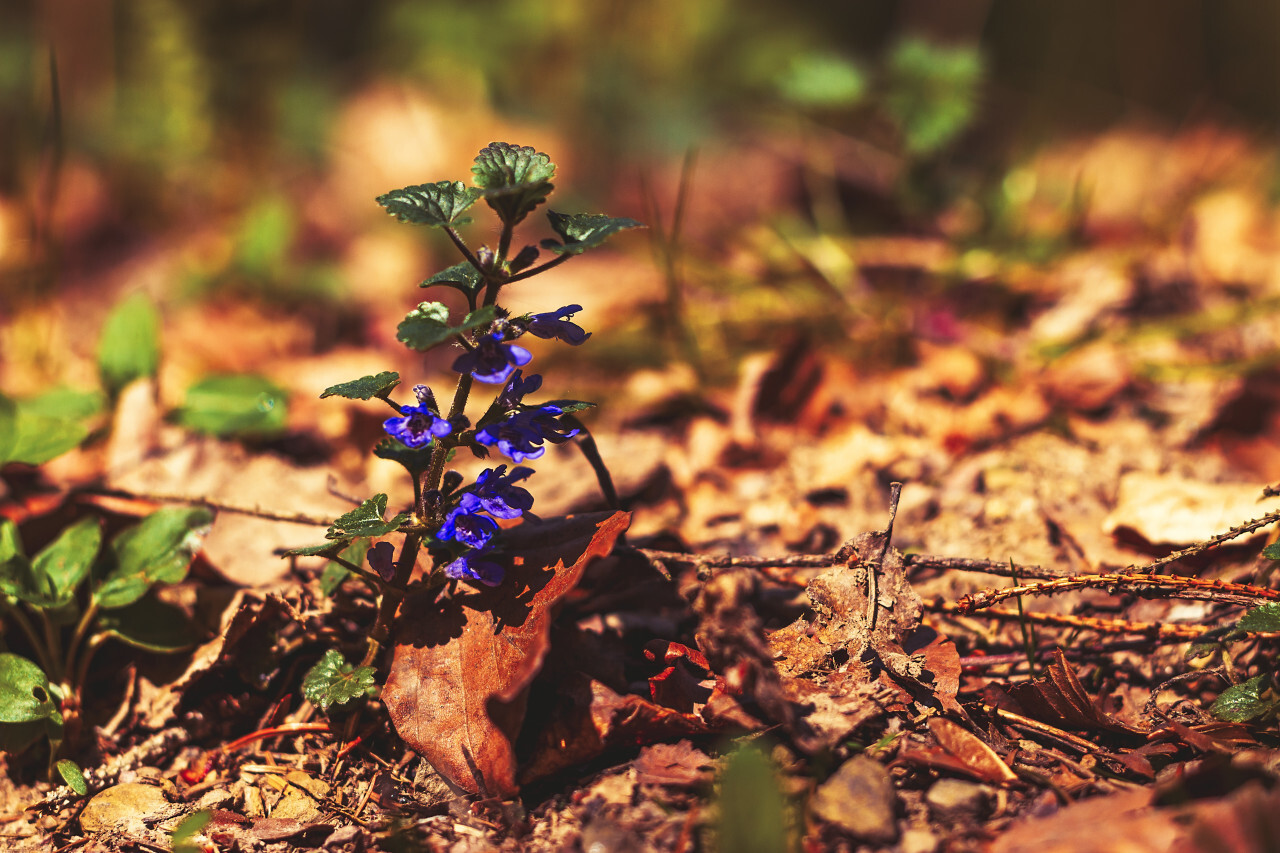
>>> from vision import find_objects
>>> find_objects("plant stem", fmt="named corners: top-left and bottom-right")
top-left (40, 613), bottom-right (63, 683)
top-left (71, 633), bottom-right (106, 696)
top-left (63, 599), bottom-right (99, 690)
top-left (2, 604), bottom-right (55, 675)
top-left (505, 252), bottom-right (571, 285)
top-left (360, 532), bottom-right (421, 669)
top-left (442, 226), bottom-right (483, 272)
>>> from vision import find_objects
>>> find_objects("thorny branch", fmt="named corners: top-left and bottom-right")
top-left (956, 572), bottom-right (1280, 614)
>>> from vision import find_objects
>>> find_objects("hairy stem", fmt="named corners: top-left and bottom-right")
top-left (505, 252), bottom-right (571, 285)
top-left (361, 532), bottom-right (421, 669)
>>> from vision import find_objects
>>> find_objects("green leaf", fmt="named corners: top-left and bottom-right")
top-left (542, 399), bottom-right (596, 415)
top-left (373, 437), bottom-right (434, 478)
top-left (1212, 674), bottom-right (1279, 722)
top-left (422, 261), bottom-right (484, 295)
top-left (172, 810), bottom-right (212, 853)
top-left (319, 540), bottom-right (369, 596)
top-left (1238, 603), bottom-right (1280, 633)
top-left (174, 374), bottom-right (288, 437)
top-left (471, 142), bottom-right (556, 225)
top-left (1263, 543), bottom-right (1280, 561)
top-left (97, 292), bottom-right (161, 393)
top-left (776, 52), bottom-right (868, 107)
top-left (93, 507), bottom-right (214, 610)
top-left (884, 37), bottom-right (983, 156)
top-left (280, 541), bottom-right (350, 559)
top-left (327, 494), bottom-right (409, 540)
top-left (27, 516), bottom-right (101, 609)
top-left (0, 394), bottom-right (16, 463)
top-left (56, 759), bottom-right (88, 797)
top-left (0, 654), bottom-right (57, 724)
top-left (7, 410), bottom-right (91, 466)
top-left (96, 594), bottom-right (200, 653)
top-left (715, 744), bottom-right (790, 853)
top-left (320, 372), bottom-right (401, 401)
top-left (0, 519), bottom-right (38, 603)
top-left (18, 387), bottom-right (106, 421)
top-left (302, 649), bottom-right (377, 711)
top-left (377, 181), bottom-right (480, 227)
top-left (543, 212), bottom-right (644, 255)
top-left (397, 303), bottom-right (499, 352)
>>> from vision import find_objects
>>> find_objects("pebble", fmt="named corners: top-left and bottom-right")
top-left (926, 779), bottom-right (991, 821)
top-left (808, 755), bottom-right (898, 843)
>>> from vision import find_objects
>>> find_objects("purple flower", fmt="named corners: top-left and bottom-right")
top-left (527, 305), bottom-right (590, 345)
top-left (383, 395), bottom-right (453, 448)
top-left (367, 541), bottom-right (397, 582)
top-left (437, 507), bottom-right (499, 550)
top-left (459, 466), bottom-right (534, 519)
top-left (453, 331), bottom-right (532, 384)
top-left (443, 552), bottom-right (505, 586)
top-left (495, 370), bottom-right (542, 409)
top-left (475, 404), bottom-right (580, 463)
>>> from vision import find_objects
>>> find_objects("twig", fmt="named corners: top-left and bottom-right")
top-left (79, 486), bottom-right (336, 526)
top-left (957, 573), bottom-right (1280, 614)
top-left (1115, 509), bottom-right (1280, 575)
top-left (928, 598), bottom-right (1215, 640)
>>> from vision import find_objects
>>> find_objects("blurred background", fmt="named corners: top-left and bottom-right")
top-left (4, 0), bottom-right (1280, 409)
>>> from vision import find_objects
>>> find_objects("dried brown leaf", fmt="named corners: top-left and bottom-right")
top-left (382, 511), bottom-right (630, 797)
top-left (928, 717), bottom-right (1017, 784)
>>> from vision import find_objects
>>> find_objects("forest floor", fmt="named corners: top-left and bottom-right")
top-left (5, 122), bottom-right (1280, 852)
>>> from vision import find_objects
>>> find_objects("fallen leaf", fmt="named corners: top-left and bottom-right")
top-left (928, 717), bottom-right (1017, 784)
top-left (382, 511), bottom-right (630, 797)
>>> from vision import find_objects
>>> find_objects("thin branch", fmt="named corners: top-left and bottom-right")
top-left (957, 572), bottom-right (1280, 614)
top-left (504, 251), bottom-right (572, 284)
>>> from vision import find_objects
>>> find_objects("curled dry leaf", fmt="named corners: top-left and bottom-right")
top-left (1007, 649), bottom-right (1144, 736)
top-left (928, 717), bottom-right (1017, 785)
top-left (382, 511), bottom-right (631, 797)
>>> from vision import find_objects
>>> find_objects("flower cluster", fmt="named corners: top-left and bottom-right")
top-left (379, 306), bottom-right (590, 585)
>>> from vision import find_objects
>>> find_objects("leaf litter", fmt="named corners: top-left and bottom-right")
top-left (10, 126), bottom-right (1280, 852)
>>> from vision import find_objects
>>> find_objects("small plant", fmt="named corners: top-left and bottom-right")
top-left (0, 506), bottom-right (213, 758)
top-left (1204, 543), bottom-right (1280, 723)
top-left (298, 142), bottom-right (641, 710)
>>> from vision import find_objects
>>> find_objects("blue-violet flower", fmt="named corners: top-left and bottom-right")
top-left (527, 304), bottom-right (591, 345)
top-left (475, 404), bottom-right (580, 463)
top-left (444, 551), bottom-right (505, 586)
top-left (453, 330), bottom-right (532, 384)
top-left (383, 388), bottom-right (453, 447)
top-left (437, 507), bottom-right (500, 550)
top-left (459, 465), bottom-right (534, 519)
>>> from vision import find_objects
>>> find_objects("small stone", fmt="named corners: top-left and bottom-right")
top-left (808, 755), bottom-right (898, 843)
top-left (901, 827), bottom-right (940, 853)
top-left (926, 779), bottom-right (991, 821)
top-left (79, 782), bottom-right (184, 835)
top-left (270, 770), bottom-right (330, 821)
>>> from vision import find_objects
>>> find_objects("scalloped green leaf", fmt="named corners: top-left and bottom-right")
top-left (320, 372), bottom-right (401, 401)
top-left (0, 654), bottom-right (57, 724)
top-left (97, 292), bottom-right (160, 394)
top-left (174, 375), bottom-right (288, 437)
top-left (373, 437), bottom-right (434, 478)
top-left (1238, 603), bottom-right (1280, 633)
top-left (377, 181), bottom-right (480, 227)
top-left (1212, 674), bottom-right (1278, 722)
top-left (327, 494), bottom-right (409, 540)
top-left (422, 261), bottom-right (484, 295)
top-left (93, 507), bottom-right (215, 610)
top-left (397, 303), bottom-right (499, 352)
top-left (1264, 543), bottom-right (1280, 561)
top-left (303, 649), bottom-right (377, 711)
top-left (543, 212), bottom-right (644, 255)
top-left (471, 142), bottom-right (556, 225)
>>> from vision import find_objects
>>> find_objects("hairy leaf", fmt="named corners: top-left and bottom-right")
top-left (384, 511), bottom-right (630, 796)
top-left (373, 437), bottom-right (434, 478)
top-left (174, 375), bottom-right (288, 437)
top-left (320, 371), bottom-right (401, 401)
top-left (1238, 603), bottom-right (1280, 634)
top-left (93, 507), bottom-right (215, 610)
top-left (327, 494), bottom-right (408, 540)
top-left (422, 261), bottom-right (484, 295)
top-left (280, 541), bottom-right (350, 559)
top-left (303, 649), bottom-right (377, 711)
top-left (398, 303), bottom-right (499, 352)
top-left (1263, 543), bottom-right (1280, 561)
top-left (97, 292), bottom-right (160, 393)
top-left (471, 142), bottom-right (555, 225)
top-left (0, 654), bottom-right (57, 724)
top-left (1212, 674), bottom-right (1277, 722)
top-left (543, 212), bottom-right (644, 255)
top-left (377, 181), bottom-right (480, 227)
